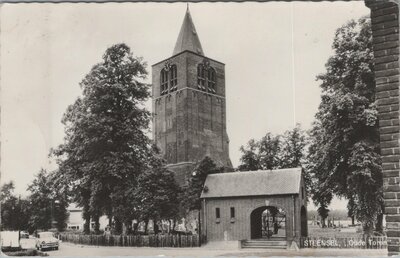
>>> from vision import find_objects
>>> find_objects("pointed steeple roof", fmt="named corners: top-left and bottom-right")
top-left (173, 6), bottom-right (204, 56)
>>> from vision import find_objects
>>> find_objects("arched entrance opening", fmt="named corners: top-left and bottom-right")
top-left (250, 206), bottom-right (286, 239)
top-left (301, 205), bottom-right (308, 237)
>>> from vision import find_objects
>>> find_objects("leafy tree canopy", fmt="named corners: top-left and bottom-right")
top-left (53, 44), bottom-right (157, 232)
top-left (0, 181), bottom-right (15, 202)
top-left (0, 181), bottom-right (30, 232)
top-left (238, 139), bottom-right (261, 171)
top-left (52, 43), bottom-right (153, 233)
top-left (27, 169), bottom-right (53, 231)
top-left (133, 164), bottom-right (181, 225)
top-left (306, 17), bottom-right (383, 234)
top-left (27, 169), bottom-right (69, 232)
top-left (238, 124), bottom-right (306, 171)
top-left (182, 156), bottom-right (223, 211)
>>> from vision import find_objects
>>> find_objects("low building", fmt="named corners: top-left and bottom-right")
top-left (66, 203), bottom-right (108, 231)
top-left (66, 204), bottom-right (194, 234)
top-left (200, 168), bottom-right (307, 246)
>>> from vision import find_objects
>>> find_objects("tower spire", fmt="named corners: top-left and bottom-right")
top-left (172, 7), bottom-right (204, 56)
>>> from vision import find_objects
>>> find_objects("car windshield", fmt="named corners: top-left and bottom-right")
top-left (39, 232), bottom-right (54, 238)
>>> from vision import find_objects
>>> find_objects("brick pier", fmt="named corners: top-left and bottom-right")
top-left (366, 0), bottom-right (399, 256)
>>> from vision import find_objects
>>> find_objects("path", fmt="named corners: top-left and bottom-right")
top-left (45, 242), bottom-right (388, 257)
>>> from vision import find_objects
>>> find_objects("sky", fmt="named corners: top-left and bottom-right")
top-left (1, 2), bottom-right (370, 210)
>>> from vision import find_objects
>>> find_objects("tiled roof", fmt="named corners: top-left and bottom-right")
top-left (172, 7), bottom-right (204, 56)
top-left (200, 168), bottom-right (302, 198)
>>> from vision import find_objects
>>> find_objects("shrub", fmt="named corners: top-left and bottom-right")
top-left (4, 249), bottom-right (49, 256)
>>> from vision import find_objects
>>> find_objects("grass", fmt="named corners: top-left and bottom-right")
top-left (308, 224), bottom-right (363, 238)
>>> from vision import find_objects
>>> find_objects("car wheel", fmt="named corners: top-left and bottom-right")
top-left (55, 247), bottom-right (59, 250)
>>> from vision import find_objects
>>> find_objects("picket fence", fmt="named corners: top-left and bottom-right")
top-left (60, 233), bottom-right (200, 248)
top-left (300, 236), bottom-right (388, 249)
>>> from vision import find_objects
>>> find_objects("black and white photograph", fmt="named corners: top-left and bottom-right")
top-left (1, 0), bottom-right (399, 256)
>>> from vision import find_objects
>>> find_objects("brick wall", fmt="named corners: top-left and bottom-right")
top-left (152, 51), bottom-right (232, 169)
top-left (165, 162), bottom-right (195, 186)
top-left (366, 0), bottom-right (399, 256)
top-left (202, 195), bottom-right (301, 243)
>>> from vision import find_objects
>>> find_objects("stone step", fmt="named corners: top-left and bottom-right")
top-left (248, 237), bottom-right (286, 241)
top-left (242, 245), bottom-right (287, 249)
top-left (241, 240), bottom-right (288, 249)
top-left (243, 241), bottom-right (286, 245)
top-left (243, 243), bottom-right (287, 247)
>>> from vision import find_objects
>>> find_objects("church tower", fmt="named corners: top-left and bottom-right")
top-left (152, 7), bottom-right (232, 184)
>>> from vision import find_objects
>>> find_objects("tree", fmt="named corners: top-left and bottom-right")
top-left (52, 43), bottom-right (152, 234)
top-left (1, 181), bottom-right (15, 201)
top-left (26, 169), bottom-right (69, 232)
top-left (133, 162), bottom-right (181, 234)
top-left (258, 133), bottom-right (281, 170)
top-left (317, 204), bottom-right (330, 228)
top-left (238, 125), bottom-right (306, 172)
top-left (0, 182), bottom-right (30, 231)
top-left (27, 169), bottom-right (53, 231)
top-left (347, 196), bottom-right (356, 226)
top-left (182, 156), bottom-right (223, 211)
top-left (307, 17), bottom-right (383, 234)
top-left (279, 124), bottom-right (306, 169)
top-left (49, 171), bottom-right (70, 232)
top-left (238, 139), bottom-right (261, 171)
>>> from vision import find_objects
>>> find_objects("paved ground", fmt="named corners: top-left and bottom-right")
top-left (20, 238), bottom-right (36, 249)
top-left (45, 242), bottom-right (388, 257)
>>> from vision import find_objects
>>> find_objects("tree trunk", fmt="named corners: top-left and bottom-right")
top-left (351, 216), bottom-right (355, 226)
top-left (126, 221), bottom-right (133, 235)
top-left (108, 216), bottom-right (112, 228)
top-left (363, 221), bottom-right (374, 236)
top-left (166, 220), bottom-right (169, 234)
top-left (83, 215), bottom-right (91, 234)
top-left (197, 210), bottom-right (201, 236)
top-left (82, 201), bottom-right (91, 234)
top-left (106, 206), bottom-right (112, 223)
top-left (144, 220), bottom-right (149, 235)
top-left (321, 217), bottom-right (326, 228)
top-left (92, 215), bottom-right (100, 234)
top-left (122, 222), bottom-right (127, 235)
top-left (170, 220), bottom-right (175, 234)
top-left (153, 221), bottom-right (159, 235)
top-left (375, 213), bottom-right (384, 234)
top-left (132, 221), bottom-right (138, 234)
top-left (184, 218), bottom-right (190, 232)
top-left (160, 220), bottom-right (165, 234)
top-left (114, 218), bottom-right (122, 235)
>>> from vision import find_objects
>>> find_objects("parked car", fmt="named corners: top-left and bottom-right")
top-left (35, 232), bottom-right (59, 251)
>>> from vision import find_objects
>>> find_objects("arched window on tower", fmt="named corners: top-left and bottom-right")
top-left (207, 68), bottom-right (216, 93)
top-left (197, 63), bottom-right (216, 93)
top-left (160, 68), bottom-right (169, 95)
top-left (197, 64), bottom-right (206, 91)
top-left (169, 65), bottom-right (178, 92)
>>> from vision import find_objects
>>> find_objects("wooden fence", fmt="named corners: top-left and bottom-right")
top-left (60, 233), bottom-right (200, 248)
top-left (300, 236), bottom-right (388, 249)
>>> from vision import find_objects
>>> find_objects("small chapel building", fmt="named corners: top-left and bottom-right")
top-left (200, 168), bottom-right (308, 246)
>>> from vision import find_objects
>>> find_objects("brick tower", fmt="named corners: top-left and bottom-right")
top-left (152, 7), bottom-right (232, 185)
